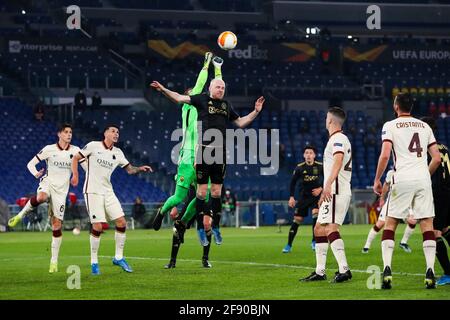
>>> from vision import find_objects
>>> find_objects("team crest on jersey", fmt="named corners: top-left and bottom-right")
top-left (221, 102), bottom-right (227, 109)
top-left (180, 176), bottom-right (184, 182)
top-left (70, 154), bottom-right (73, 159)
top-left (112, 155), bottom-right (116, 160)
top-left (313, 167), bottom-right (318, 175)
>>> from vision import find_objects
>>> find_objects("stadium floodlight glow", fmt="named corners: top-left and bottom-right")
top-left (21, 9), bottom-right (26, 14)
top-left (311, 27), bottom-right (318, 35)
top-left (305, 34), bottom-right (310, 38)
top-left (306, 27), bottom-right (310, 34)
top-left (347, 35), bottom-right (353, 39)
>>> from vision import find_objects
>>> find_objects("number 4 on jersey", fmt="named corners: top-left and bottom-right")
top-left (408, 132), bottom-right (423, 157)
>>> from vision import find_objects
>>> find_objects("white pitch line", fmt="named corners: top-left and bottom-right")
top-left (0, 255), bottom-right (425, 277)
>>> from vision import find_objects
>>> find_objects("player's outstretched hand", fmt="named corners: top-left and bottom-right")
top-left (150, 81), bottom-right (165, 92)
top-left (373, 180), bottom-right (382, 195)
top-left (35, 168), bottom-right (45, 179)
top-left (139, 165), bottom-right (153, 173)
top-left (255, 96), bottom-right (265, 113)
top-left (71, 175), bottom-right (78, 187)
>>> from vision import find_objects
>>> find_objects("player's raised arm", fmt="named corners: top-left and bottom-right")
top-left (233, 96), bottom-right (265, 128)
top-left (150, 81), bottom-right (191, 105)
top-left (27, 156), bottom-right (45, 179)
top-left (124, 164), bottom-right (153, 175)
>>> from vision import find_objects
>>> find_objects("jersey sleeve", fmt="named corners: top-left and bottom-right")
top-left (35, 145), bottom-right (51, 161)
top-left (189, 94), bottom-right (206, 110)
top-left (118, 150), bottom-right (130, 168)
top-left (228, 102), bottom-right (240, 121)
top-left (381, 122), bottom-right (393, 144)
top-left (331, 137), bottom-right (345, 156)
top-left (79, 142), bottom-right (95, 158)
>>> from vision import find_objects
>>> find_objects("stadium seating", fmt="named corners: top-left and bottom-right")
top-left (0, 98), bottom-right (167, 204)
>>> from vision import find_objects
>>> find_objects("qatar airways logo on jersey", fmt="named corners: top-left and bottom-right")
top-left (97, 159), bottom-right (114, 169)
top-left (52, 161), bottom-right (72, 168)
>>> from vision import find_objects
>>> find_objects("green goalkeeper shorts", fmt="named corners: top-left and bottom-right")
top-left (175, 149), bottom-right (196, 189)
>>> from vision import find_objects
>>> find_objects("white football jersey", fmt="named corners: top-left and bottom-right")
top-left (80, 141), bottom-right (129, 195)
top-left (35, 144), bottom-right (81, 193)
top-left (381, 116), bottom-right (436, 183)
top-left (323, 131), bottom-right (352, 195)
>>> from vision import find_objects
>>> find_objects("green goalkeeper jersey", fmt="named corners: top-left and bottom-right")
top-left (179, 68), bottom-right (208, 155)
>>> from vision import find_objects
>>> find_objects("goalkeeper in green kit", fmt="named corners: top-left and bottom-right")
top-left (152, 52), bottom-right (224, 246)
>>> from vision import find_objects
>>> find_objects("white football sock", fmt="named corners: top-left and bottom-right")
top-left (315, 242), bottom-right (329, 276)
top-left (90, 234), bottom-right (101, 264)
top-left (114, 231), bottom-right (126, 260)
top-left (364, 227), bottom-right (379, 249)
top-left (330, 239), bottom-right (349, 273)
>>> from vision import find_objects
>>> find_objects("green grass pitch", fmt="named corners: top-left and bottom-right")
top-left (0, 225), bottom-right (449, 300)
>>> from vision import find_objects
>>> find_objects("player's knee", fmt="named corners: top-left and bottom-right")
top-left (92, 223), bottom-right (103, 234)
top-left (37, 193), bottom-right (48, 203)
top-left (294, 216), bottom-right (303, 224)
top-left (196, 189), bottom-right (207, 200)
top-left (325, 224), bottom-right (338, 235)
top-left (52, 218), bottom-right (62, 230)
top-left (115, 217), bottom-right (127, 228)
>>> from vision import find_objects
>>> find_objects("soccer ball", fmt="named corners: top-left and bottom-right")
top-left (72, 227), bottom-right (80, 236)
top-left (217, 31), bottom-right (237, 50)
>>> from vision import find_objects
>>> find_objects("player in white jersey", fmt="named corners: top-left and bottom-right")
top-left (71, 124), bottom-right (152, 275)
top-left (373, 93), bottom-right (441, 289)
top-left (8, 123), bottom-right (86, 273)
top-left (300, 107), bottom-right (352, 283)
top-left (362, 169), bottom-right (417, 253)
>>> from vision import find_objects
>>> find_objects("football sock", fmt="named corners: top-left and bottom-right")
top-left (51, 229), bottom-right (62, 264)
top-left (436, 237), bottom-right (450, 275)
top-left (381, 229), bottom-right (395, 269)
top-left (114, 226), bottom-right (126, 260)
top-left (328, 231), bottom-right (349, 273)
top-left (315, 236), bottom-right (328, 276)
top-left (364, 225), bottom-right (381, 249)
top-left (288, 221), bottom-right (300, 246)
top-left (423, 231), bottom-right (436, 273)
top-left (90, 230), bottom-right (101, 264)
top-left (400, 223), bottom-right (415, 244)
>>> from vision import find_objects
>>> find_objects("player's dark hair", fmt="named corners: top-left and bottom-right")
top-left (421, 116), bottom-right (437, 133)
top-left (328, 106), bottom-right (346, 122)
top-left (58, 123), bottom-right (72, 132)
top-left (303, 145), bottom-right (317, 153)
top-left (104, 124), bottom-right (120, 133)
top-left (395, 93), bottom-right (414, 113)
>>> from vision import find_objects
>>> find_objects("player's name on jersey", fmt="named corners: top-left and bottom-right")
top-left (395, 121), bottom-right (426, 129)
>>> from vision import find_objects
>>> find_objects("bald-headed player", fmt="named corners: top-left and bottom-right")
top-left (151, 78), bottom-right (264, 243)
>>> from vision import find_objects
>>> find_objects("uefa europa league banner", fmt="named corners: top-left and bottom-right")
top-left (344, 44), bottom-right (450, 63)
top-left (148, 39), bottom-right (450, 63)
